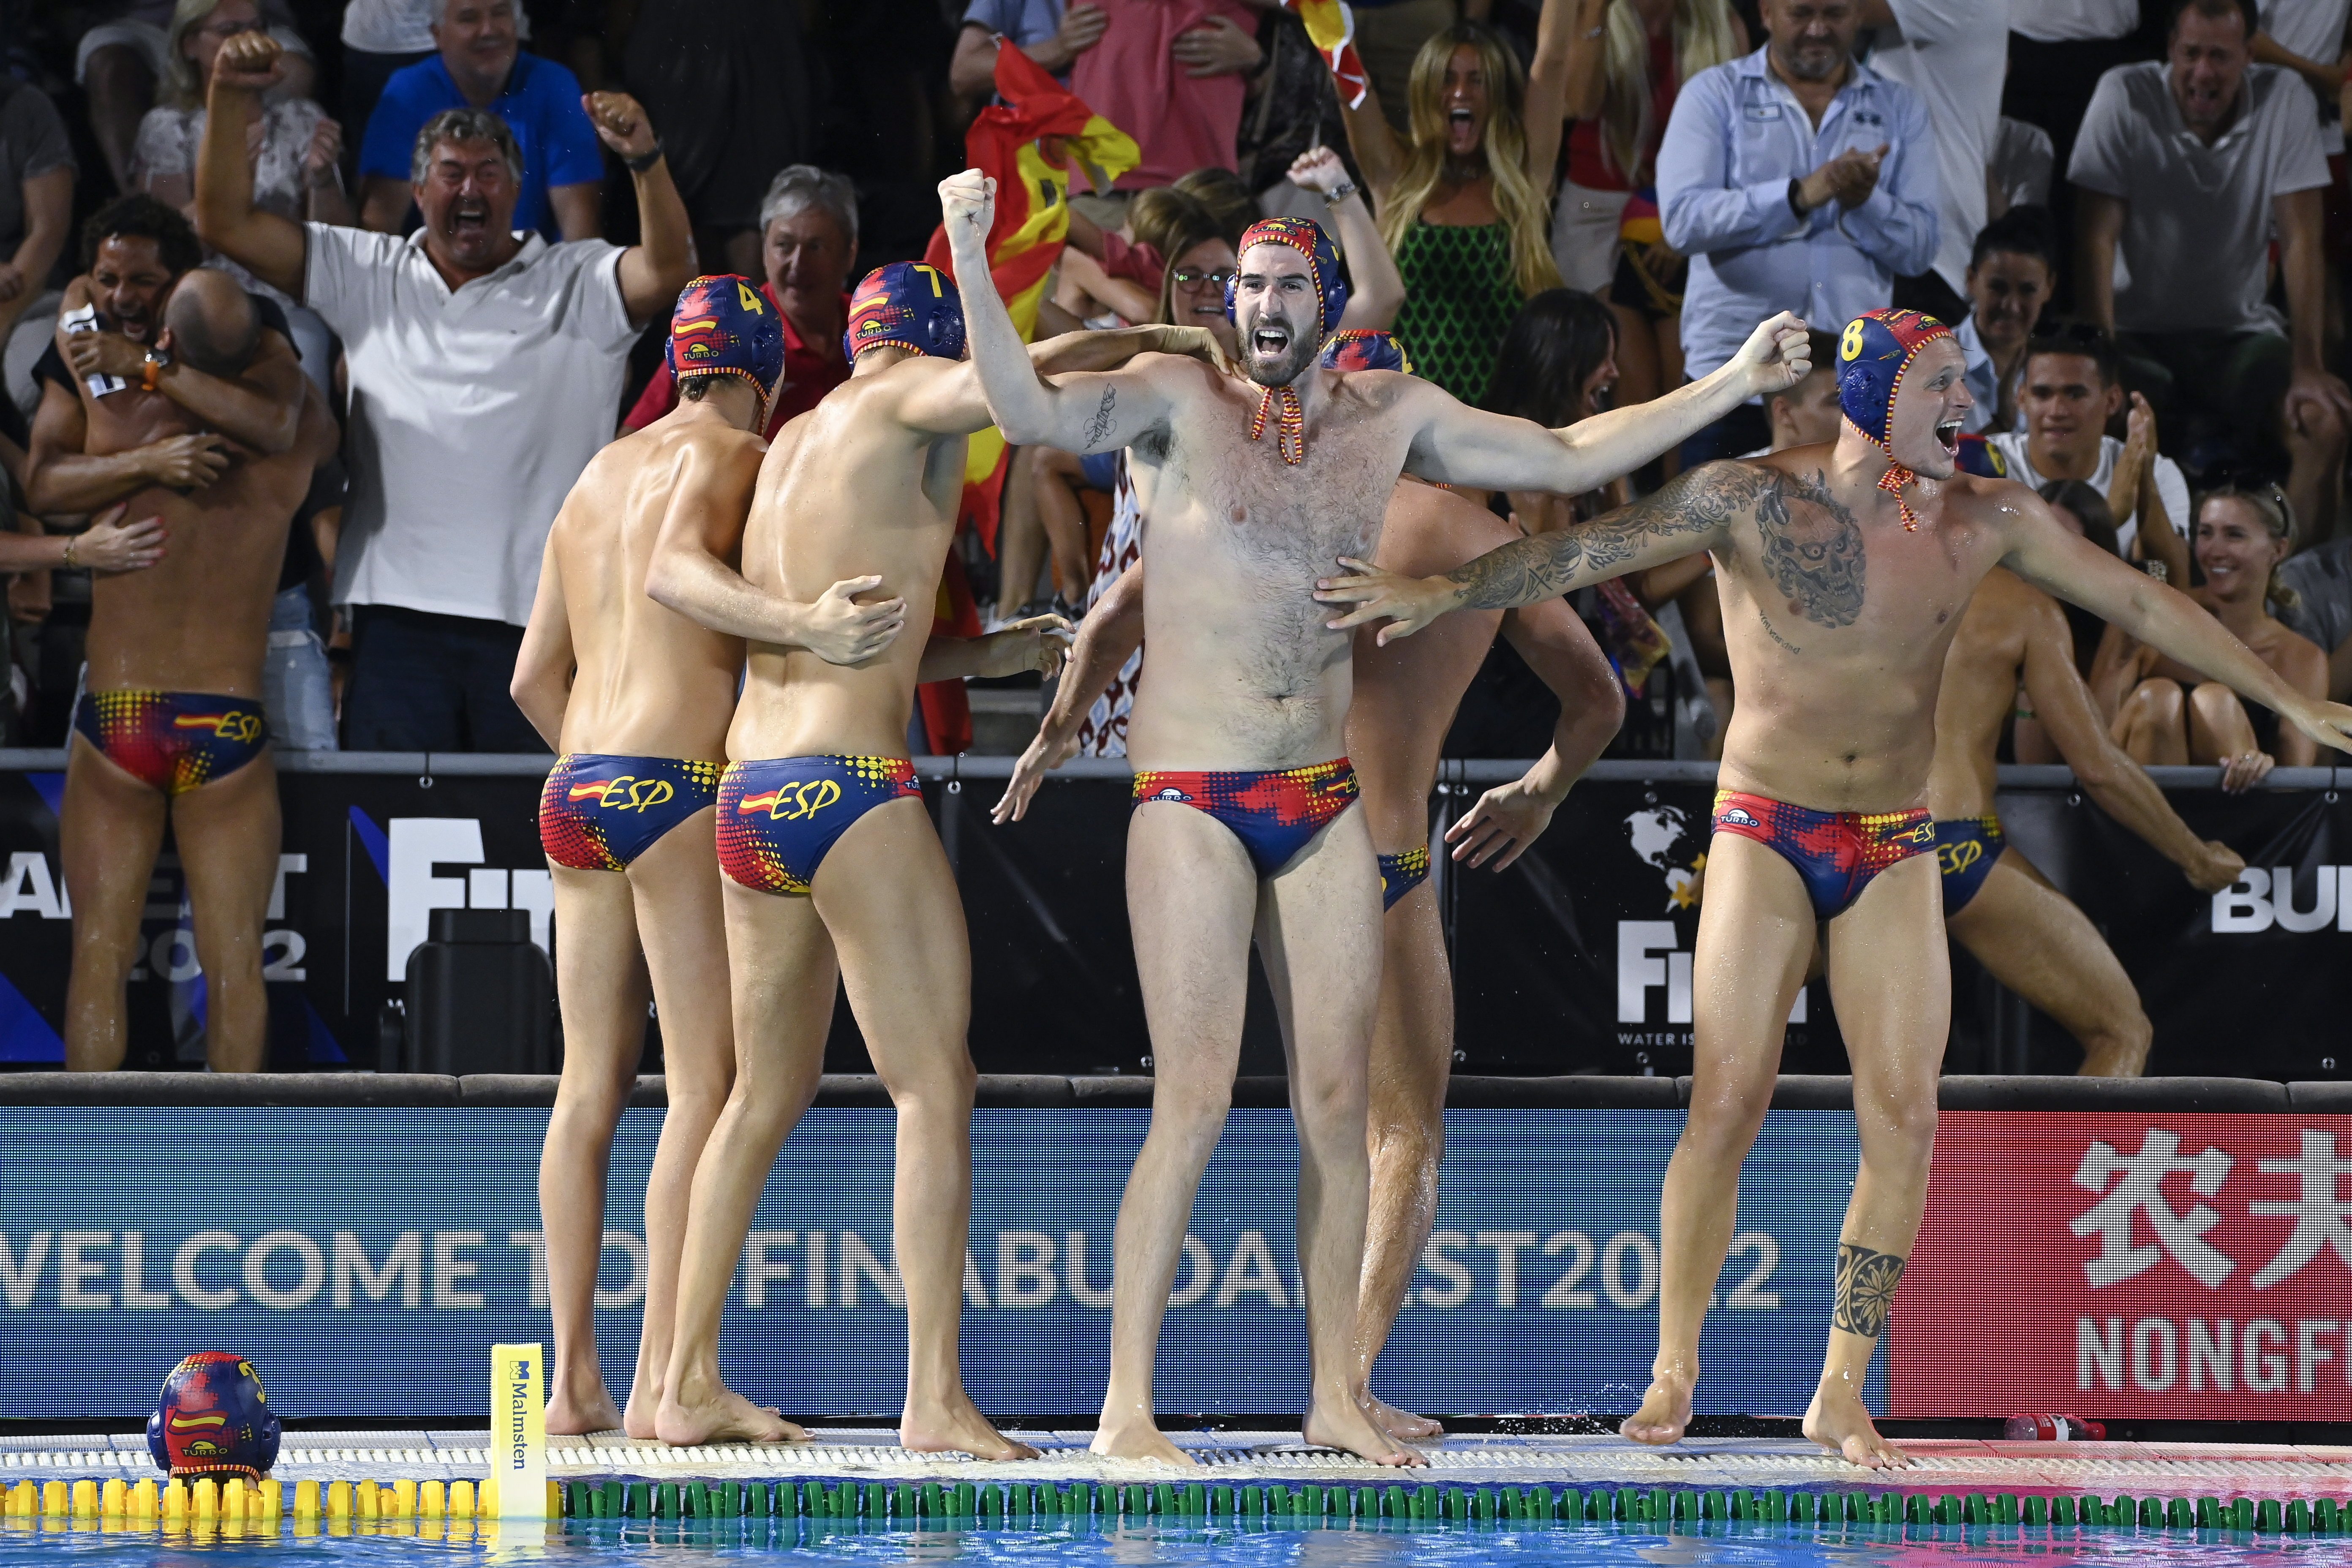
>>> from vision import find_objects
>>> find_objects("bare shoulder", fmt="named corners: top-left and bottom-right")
top-left (1327, 365), bottom-right (1422, 416)
top-left (1945, 471), bottom-right (2047, 534)
top-left (1378, 477), bottom-right (1516, 575)
top-left (2274, 620), bottom-right (2329, 690)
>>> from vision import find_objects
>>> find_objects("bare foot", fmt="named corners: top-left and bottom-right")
top-left (902, 1395), bottom-right (1041, 1461)
top-left (655, 1381), bottom-right (809, 1447)
top-left (1304, 1395), bottom-right (1424, 1467)
top-left (1620, 1374), bottom-right (1692, 1447)
top-left (1802, 1383), bottom-right (1911, 1468)
top-left (1366, 1393), bottom-right (1443, 1441)
top-left (1090, 1419), bottom-right (1196, 1465)
top-left (620, 1386), bottom-right (657, 1442)
top-left (544, 1384), bottom-right (624, 1438)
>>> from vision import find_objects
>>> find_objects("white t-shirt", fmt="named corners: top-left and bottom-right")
top-left (1987, 430), bottom-right (2191, 559)
top-left (1870, 0), bottom-right (2010, 294)
top-left (2012, 0), bottom-right (2137, 42)
top-left (303, 224), bottom-right (640, 626)
top-left (340, 0), bottom-right (438, 53)
top-left (2069, 62), bottom-right (2331, 335)
top-left (2258, 0), bottom-right (2352, 152)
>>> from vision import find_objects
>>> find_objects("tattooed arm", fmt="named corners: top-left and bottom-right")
top-left (1315, 462), bottom-right (1768, 642)
top-left (891, 327), bottom-right (1220, 438)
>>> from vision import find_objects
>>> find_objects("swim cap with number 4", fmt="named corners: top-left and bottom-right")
top-left (667, 274), bottom-right (785, 400)
top-left (846, 263), bottom-right (966, 363)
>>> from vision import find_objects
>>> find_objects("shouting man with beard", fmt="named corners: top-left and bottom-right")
top-left (943, 169), bottom-right (1811, 1466)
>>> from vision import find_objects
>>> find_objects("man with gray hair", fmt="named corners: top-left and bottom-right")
top-left (196, 29), bottom-right (693, 751)
top-left (623, 164), bottom-right (860, 440)
top-left (356, 0), bottom-right (604, 240)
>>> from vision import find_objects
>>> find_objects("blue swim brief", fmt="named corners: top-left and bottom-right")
top-left (1934, 814), bottom-right (2006, 917)
top-left (539, 753), bottom-right (724, 871)
top-left (716, 754), bottom-right (923, 896)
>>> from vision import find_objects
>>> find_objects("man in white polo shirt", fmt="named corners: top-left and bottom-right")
top-left (192, 28), bottom-right (693, 749)
top-left (2072, 0), bottom-right (2351, 470)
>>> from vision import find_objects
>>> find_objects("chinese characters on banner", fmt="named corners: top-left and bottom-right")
top-left (1896, 1113), bottom-right (2352, 1420)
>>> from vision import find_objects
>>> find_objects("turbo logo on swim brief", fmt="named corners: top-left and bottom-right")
top-left (739, 779), bottom-right (843, 821)
top-left (1718, 806), bottom-right (1760, 829)
top-left (173, 711), bottom-right (265, 743)
top-left (569, 776), bottom-right (678, 814)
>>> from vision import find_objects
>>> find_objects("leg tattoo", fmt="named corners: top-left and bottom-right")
top-left (1829, 1244), bottom-right (1905, 1339)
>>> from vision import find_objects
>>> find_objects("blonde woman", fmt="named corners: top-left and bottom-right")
top-left (1338, 7), bottom-right (1570, 405)
top-left (1554, 0), bottom-right (1742, 414)
top-left (2097, 485), bottom-right (2328, 789)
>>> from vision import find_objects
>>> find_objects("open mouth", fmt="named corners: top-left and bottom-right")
top-left (1448, 109), bottom-right (1475, 135)
top-left (1251, 325), bottom-right (1291, 357)
top-left (1935, 419), bottom-right (1961, 458)
top-left (450, 199), bottom-right (491, 238)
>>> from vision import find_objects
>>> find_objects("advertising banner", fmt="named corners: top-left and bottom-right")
top-left (1897, 1111), bottom-right (2352, 1421)
top-left (0, 766), bottom-right (2342, 1079)
top-left (0, 1105), bottom-right (1859, 1422)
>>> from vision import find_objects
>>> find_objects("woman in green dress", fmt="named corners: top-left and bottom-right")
top-left (1337, 4), bottom-right (1570, 405)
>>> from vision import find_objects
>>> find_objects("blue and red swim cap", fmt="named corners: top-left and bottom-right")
top-left (1836, 307), bottom-right (1956, 530)
top-left (1321, 328), bottom-right (1414, 375)
top-left (667, 274), bottom-right (785, 409)
top-left (845, 261), bottom-right (966, 363)
top-left (147, 1353), bottom-right (280, 1481)
top-left (1227, 216), bottom-right (1348, 338)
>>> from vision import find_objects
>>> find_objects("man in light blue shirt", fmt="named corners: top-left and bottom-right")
top-left (1659, 0), bottom-right (1938, 423)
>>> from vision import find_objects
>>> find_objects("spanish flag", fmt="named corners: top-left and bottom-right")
top-left (1280, 0), bottom-right (1368, 109)
top-left (925, 43), bottom-right (1139, 556)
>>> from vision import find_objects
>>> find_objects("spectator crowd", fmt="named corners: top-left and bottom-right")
top-left (3, 0), bottom-right (2352, 779)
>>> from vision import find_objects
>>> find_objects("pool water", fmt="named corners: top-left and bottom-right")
top-left (16, 1515), bottom-right (2352, 1565)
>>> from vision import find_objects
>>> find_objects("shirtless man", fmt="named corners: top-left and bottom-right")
top-left (945, 169), bottom-right (1810, 1465)
top-left (27, 265), bottom-right (332, 1072)
top-left (645, 261), bottom-right (1230, 1455)
top-left (1930, 568), bottom-right (2244, 1079)
top-left (995, 329), bottom-right (1625, 1442)
top-left (1318, 308), bottom-right (2352, 1466)
top-left (509, 277), bottom-right (861, 1436)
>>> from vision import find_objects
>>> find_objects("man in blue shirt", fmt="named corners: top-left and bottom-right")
top-left (1658, 0), bottom-right (1938, 459)
top-left (358, 0), bottom-right (604, 241)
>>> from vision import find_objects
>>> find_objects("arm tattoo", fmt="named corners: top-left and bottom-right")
top-left (1080, 387), bottom-right (1117, 449)
top-left (1442, 461), bottom-right (1768, 611)
top-left (1829, 1243), bottom-right (1906, 1339)
top-left (1756, 470), bottom-right (1865, 628)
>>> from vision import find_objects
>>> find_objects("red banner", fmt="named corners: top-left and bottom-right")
top-left (1898, 1112), bottom-right (2352, 1420)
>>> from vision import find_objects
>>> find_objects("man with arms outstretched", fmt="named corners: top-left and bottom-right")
top-left (1319, 308), bottom-right (2352, 1466)
top-left (1929, 568), bottom-right (2243, 1077)
top-left (944, 169), bottom-right (1810, 1465)
top-left (645, 261), bottom-right (1228, 1455)
top-left (30, 268), bottom-right (332, 1072)
top-left (994, 329), bottom-right (1625, 1443)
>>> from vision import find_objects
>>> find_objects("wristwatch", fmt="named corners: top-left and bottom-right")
top-left (621, 137), bottom-right (665, 175)
top-left (1323, 180), bottom-right (1359, 207)
top-left (141, 344), bottom-right (172, 394)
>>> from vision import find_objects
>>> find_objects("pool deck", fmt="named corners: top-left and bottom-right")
top-left (7, 1429), bottom-right (2351, 1501)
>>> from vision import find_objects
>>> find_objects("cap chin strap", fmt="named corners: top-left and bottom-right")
top-left (1878, 462), bottom-right (1922, 531)
top-left (1249, 383), bottom-right (1306, 465)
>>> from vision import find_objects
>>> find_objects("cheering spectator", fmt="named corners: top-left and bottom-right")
top-left (0, 79), bottom-right (75, 444)
top-left (132, 0), bottom-right (351, 385)
top-left (2072, 0), bottom-right (2350, 467)
top-left (2097, 482), bottom-right (2328, 781)
top-left (1553, 0), bottom-right (1746, 416)
top-left (79, 0), bottom-right (317, 196)
top-left (1953, 206), bottom-right (2058, 434)
top-left (1990, 329), bottom-right (2192, 563)
top-left (1867, 0), bottom-right (2010, 325)
top-left (950, 0), bottom-right (1109, 97)
top-left (622, 166), bottom-right (854, 441)
top-left (1068, 0), bottom-right (1264, 217)
top-left (1341, 12), bottom-right (1573, 405)
top-left (196, 32), bottom-right (693, 750)
top-left (357, 0), bottom-right (604, 241)
top-left (2002, 0), bottom-right (2141, 303)
top-left (1657, 0), bottom-right (1938, 459)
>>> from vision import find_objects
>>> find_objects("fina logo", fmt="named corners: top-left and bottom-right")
top-left (386, 819), bottom-right (552, 974)
top-left (2210, 867), bottom-right (2352, 935)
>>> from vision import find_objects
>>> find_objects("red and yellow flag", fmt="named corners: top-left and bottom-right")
top-left (925, 44), bottom-right (1140, 555)
top-left (1280, 0), bottom-right (1367, 109)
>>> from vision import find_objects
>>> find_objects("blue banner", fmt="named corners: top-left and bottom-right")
top-left (0, 1106), bottom-right (1864, 1421)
